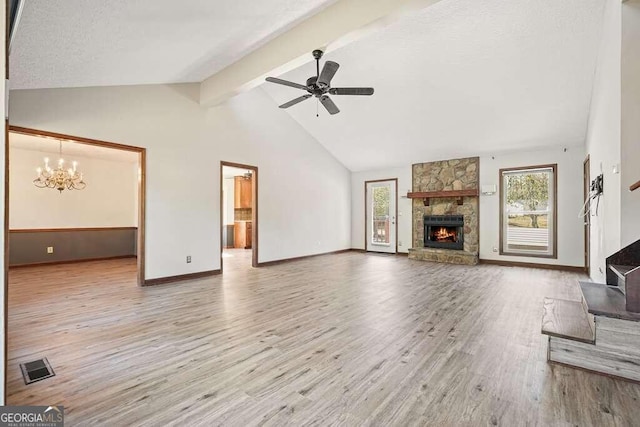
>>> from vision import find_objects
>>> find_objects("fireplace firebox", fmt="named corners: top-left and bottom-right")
top-left (424, 215), bottom-right (464, 250)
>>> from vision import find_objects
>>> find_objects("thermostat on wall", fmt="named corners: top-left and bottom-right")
top-left (481, 185), bottom-right (497, 195)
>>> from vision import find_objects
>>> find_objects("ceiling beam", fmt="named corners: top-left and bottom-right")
top-left (199, 0), bottom-right (442, 107)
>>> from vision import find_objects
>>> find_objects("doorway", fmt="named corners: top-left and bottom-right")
top-left (220, 162), bottom-right (258, 272)
top-left (365, 179), bottom-right (397, 254)
top-left (584, 155), bottom-right (590, 276)
top-left (7, 126), bottom-right (146, 284)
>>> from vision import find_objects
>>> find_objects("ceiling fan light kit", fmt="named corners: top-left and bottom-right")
top-left (265, 49), bottom-right (374, 115)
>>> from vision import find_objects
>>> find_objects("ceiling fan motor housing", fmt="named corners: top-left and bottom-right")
top-left (306, 76), bottom-right (328, 96)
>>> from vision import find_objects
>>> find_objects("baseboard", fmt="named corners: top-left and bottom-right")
top-left (143, 269), bottom-right (221, 286)
top-left (479, 259), bottom-right (586, 273)
top-left (257, 249), bottom-right (353, 267)
top-left (9, 255), bottom-right (137, 269)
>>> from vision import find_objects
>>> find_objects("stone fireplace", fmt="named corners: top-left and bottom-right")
top-left (408, 157), bottom-right (479, 265)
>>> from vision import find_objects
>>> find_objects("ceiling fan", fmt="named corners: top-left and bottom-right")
top-left (265, 49), bottom-right (374, 115)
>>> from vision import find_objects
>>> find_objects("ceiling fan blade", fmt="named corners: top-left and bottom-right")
top-left (329, 87), bottom-right (374, 96)
top-left (279, 94), bottom-right (312, 109)
top-left (318, 61), bottom-right (339, 87)
top-left (265, 77), bottom-right (307, 90)
top-left (320, 95), bottom-right (340, 115)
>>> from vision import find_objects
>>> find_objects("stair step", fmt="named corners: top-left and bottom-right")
top-left (610, 264), bottom-right (637, 279)
top-left (608, 265), bottom-right (640, 294)
top-left (579, 281), bottom-right (640, 321)
top-left (541, 297), bottom-right (595, 344)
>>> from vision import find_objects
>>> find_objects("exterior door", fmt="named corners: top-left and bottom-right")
top-left (365, 179), bottom-right (397, 254)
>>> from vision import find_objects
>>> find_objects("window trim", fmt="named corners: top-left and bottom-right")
top-left (498, 163), bottom-right (558, 259)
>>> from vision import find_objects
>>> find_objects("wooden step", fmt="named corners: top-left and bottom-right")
top-left (610, 264), bottom-right (637, 279)
top-left (541, 297), bottom-right (595, 344)
top-left (579, 281), bottom-right (640, 321)
top-left (609, 264), bottom-right (636, 294)
top-left (549, 335), bottom-right (640, 382)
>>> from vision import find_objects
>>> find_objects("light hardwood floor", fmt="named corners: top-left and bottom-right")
top-left (8, 253), bottom-right (640, 426)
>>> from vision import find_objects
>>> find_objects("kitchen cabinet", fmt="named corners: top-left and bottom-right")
top-left (234, 176), bottom-right (252, 209)
top-left (234, 221), bottom-right (252, 249)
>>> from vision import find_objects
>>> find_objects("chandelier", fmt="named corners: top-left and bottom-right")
top-left (33, 140), bottom-right (86, 193)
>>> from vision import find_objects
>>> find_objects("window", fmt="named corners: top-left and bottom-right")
top-left (500, 164), bottom-right (557, 258)
top-left (371, 185), bottom-right (391, 244)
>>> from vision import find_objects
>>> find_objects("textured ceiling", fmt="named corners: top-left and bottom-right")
top-left (10, 132), bottom-right (139, 163)
top-left (11, 0), bottom-right (607, 173)
top-left (262, 0), bottom-right (607, 171)
top-left (10, 0), bottom-right (336, 89)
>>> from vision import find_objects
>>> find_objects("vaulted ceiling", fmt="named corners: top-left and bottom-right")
top-left (10, 0), bottom-right (607, 172)
top-left (10, 0), bottom-right (337, 89)
top-left (261, 0), bottom-right (606, 170)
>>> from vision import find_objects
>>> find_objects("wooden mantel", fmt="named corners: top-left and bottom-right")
top-left (407, 189), bottom-right (479, 206)
top-left (631, 180), bottom-right (640, 192)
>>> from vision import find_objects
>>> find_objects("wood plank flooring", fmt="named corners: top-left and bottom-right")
top-left (7, 252), bottom-right (640, 426)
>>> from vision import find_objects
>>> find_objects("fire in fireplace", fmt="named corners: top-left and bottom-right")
top-left (424, 215), bottom-right (464, 250)
top-left (431, 226), bottom-right (458, 242)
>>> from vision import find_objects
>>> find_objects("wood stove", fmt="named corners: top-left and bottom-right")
top-left (424, 215), bottom-right (464, 250)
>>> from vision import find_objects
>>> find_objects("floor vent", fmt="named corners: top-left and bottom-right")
top-left (20, 358), bottom-right (55, 385)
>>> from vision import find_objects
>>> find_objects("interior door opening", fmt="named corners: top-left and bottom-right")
top-left (365, 179), bottom-right (398, 254)
top-left (7, 127), bottom-right (145, 283)
top-left (220, 162), bottom-right (258, 272)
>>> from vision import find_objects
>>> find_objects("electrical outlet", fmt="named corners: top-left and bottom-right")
top-left (47, 246), bottom-right (54, 254)
top-left (398, 240), bottom-right (403, 246)
top-left (186, 256), bottom-right (191, 263)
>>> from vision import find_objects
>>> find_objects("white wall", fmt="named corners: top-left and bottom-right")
top-left (585, 0), bottom-right (621, 281)
top-left (9, 84), bottom-right (351, 279)
top-left (479, 147), bottom-right (585, 267)
top-left (351, 146), bottom-right (586, 267)
top-left (351, 167), bottom-right (412, 253)
top-left (9, 147), bottom-right (137, 229)
top-left (621, 0), bottom-right (640, 247)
